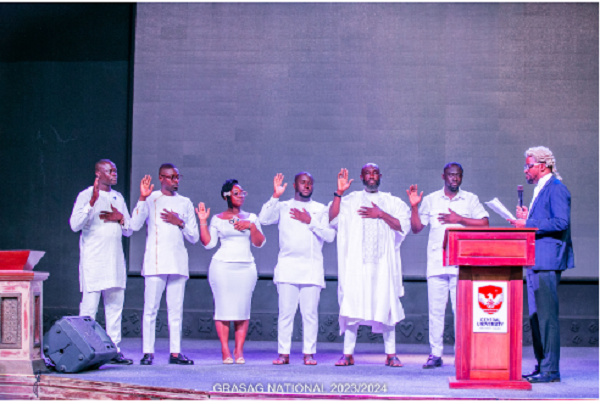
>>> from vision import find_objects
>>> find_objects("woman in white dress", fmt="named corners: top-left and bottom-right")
top-left (196, 179), bottom-right (265, 364)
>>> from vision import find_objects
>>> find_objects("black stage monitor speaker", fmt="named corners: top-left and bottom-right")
top-left (43, 316), bottom-right (117, 373)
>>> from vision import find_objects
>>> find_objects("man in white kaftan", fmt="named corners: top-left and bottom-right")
top-left (69, 159), bottom-right (133, 364)
top-left (408, 162), bottom-right (489, 369)
top-left (259, 172), bottom-right (336, 365)
top-left (329, 164), bottom-right (410, 367)
top-left (131, 164), bottom-right (199, 366)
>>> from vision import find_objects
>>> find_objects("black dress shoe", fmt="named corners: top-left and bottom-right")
top-left (169, 353), bottom-right (194, 365)
top-left (110, 352), bottom-right (133, 365)
top-left (527, 372), bottom-right (561, 383)
top-left (522, 365), bottom-right (540, 379)
top-left (423, 355), bottom-right (443, 369)
top-left (140, 353), bottom-right (154, 365)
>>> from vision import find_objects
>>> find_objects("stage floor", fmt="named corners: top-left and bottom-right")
top-left (49, 338), bottom-right (598, 400)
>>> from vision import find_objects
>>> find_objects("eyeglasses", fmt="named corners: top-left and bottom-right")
top-left (160, 174), bottom-right (182, 181)
top-left (446, 173), bottom-right (462, 179)
top-left (524, 163), bottom-right (542, 171)
top-left (223, 190), bottom-right (248, 198)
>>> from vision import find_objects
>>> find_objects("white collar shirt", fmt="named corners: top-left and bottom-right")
top-left (69, 187), bottom-right (133, 292)
top-left (258, 197), bottom-right (335, 288)
top-left (131, 191), bottom-right (199, 277)
top-left (528, 173), bottom-right (553, 216)
top-left (418, 188), bottom-right (489, 278)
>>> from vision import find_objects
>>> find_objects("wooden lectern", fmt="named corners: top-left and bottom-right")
top-left (444, 228), bottom-right (535, 390)
top-left (0, 250), bottom-right (48, 375)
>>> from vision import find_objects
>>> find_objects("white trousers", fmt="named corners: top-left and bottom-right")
top-left (427, 274), bottom-right (457, 357)
top-left (80, 287), bottom-right (125, 351)
top-left (276, 283), bottom-right (321, 355)
top-left (343, 323), bottom-right (396, 355)
top-left (142, 274), bottom-right (187, 354)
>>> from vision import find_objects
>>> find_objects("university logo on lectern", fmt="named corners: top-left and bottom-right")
top-left (477, 285), bottom-right (504, 315)
top-left (472, 281), bottom-right (508, 333)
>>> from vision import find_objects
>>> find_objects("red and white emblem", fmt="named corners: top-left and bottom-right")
top-left (477, 285), bottom-right (504, 315)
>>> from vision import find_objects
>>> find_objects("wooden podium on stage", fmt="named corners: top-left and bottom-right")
top-left (444, 228), bottom-right (535, 390)
top-left (0, 250), bottom-right (48, 375)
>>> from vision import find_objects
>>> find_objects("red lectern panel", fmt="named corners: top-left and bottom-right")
top-left (445, 228), bottom-right (535, 390)
top-left (0, 250), bottom-right (31, 270)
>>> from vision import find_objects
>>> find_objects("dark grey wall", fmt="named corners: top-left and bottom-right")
top-left (0, 3), bottom-right (134, 310)
top-left (130, 3), bottom-right (598, 280)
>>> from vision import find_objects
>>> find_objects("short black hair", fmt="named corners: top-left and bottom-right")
top-left (159, 163), bottom-right (177, 175)
top-left (361, 163), bottom-right (380, 173)
top-left (221, 179), bottom-right (239, 208)
top-left (95, 159), bottom-right (114, 172)
top-left (294, 171), bottom-right (314, 183)
top-left (443, 162), bottom-right (463, 173)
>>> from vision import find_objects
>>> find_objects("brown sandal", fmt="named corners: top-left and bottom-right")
top-left (385, 355), bottom-right (403, 367)
top-left (334, 354), bottom-right (354, 366)
top-left (304, 354), bottom-right (317, 366)
top-left (273, 354), bottom-right (290, 365)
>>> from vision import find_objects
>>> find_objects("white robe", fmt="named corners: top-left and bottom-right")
top-left (69, 187), bottom-right (132, 293)
top-left (330, 190), bottom-right (410, 334)
top-left (130, 191), bottom-right (199, 277)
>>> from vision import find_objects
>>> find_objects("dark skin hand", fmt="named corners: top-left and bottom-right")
top-left (290, 208), bottom-right (311, 224)
top-left (437, 208), bottom-right (489, 227)
top-left (233, 219), bottom-right (253, 231)
top-left (357, 202), bottom-right (383, 219)
top-left (507, 205), bottom-right (527, 228)
top-left (90, 176), bottom-right (100, 207)
top-left (357, 202), bottom-right (403, 231)
top-left (160, 209), bottom-right (184, 227)
top-left (230, 216), bottom-right (265, 246)
top-left (228, 215), bottom-right (265, 246)
top-left (329, 168), bottom-right (354, 222)
top-left (99, 205), bottom-right (124, 223)
top-left (407, 184), bottom-right (425, 234)
top-left (438, 208), bottom-right (461, 224)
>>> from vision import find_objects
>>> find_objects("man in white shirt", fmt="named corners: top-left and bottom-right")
top-left (407, 162), bottom-right (489, 369)
top-left (259, 172), bottom-right (336, 366)
top-left (69, 159), bottom-right (133, 365)
top-left (131, 163), bottom-right (199, 365)
top-left (329, 164), bottom-right (410, 367)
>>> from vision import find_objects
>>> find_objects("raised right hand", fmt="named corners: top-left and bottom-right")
top-left (195, 202), bottom-right (210, 223)
top-left (406, 184), bottom-right (423, 207)
top-left (273, 173), bottom-right (287, 198)
top-left (90, 176), bottom-right (100, 207)
top-left (140, 175), bottom-right (154, 200)
top-left (336, 168), bottom-right (354, 195)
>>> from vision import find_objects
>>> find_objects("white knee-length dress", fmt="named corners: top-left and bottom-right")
top-left (204, 214), bottom-right (265, 320)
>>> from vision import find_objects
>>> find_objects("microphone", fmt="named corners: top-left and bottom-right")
top-left (517, 185), bottom-right (523, 208)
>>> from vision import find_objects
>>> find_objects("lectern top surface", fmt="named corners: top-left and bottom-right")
top-left (445, 227), bottom-right (537, 232)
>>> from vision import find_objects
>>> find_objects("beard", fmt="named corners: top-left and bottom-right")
top-left (363, 178), bottom-right (380, 191)
top-left (448, 184), bottom-right (459, 193)
top-left (300, 190), bottom-right (313, 199)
